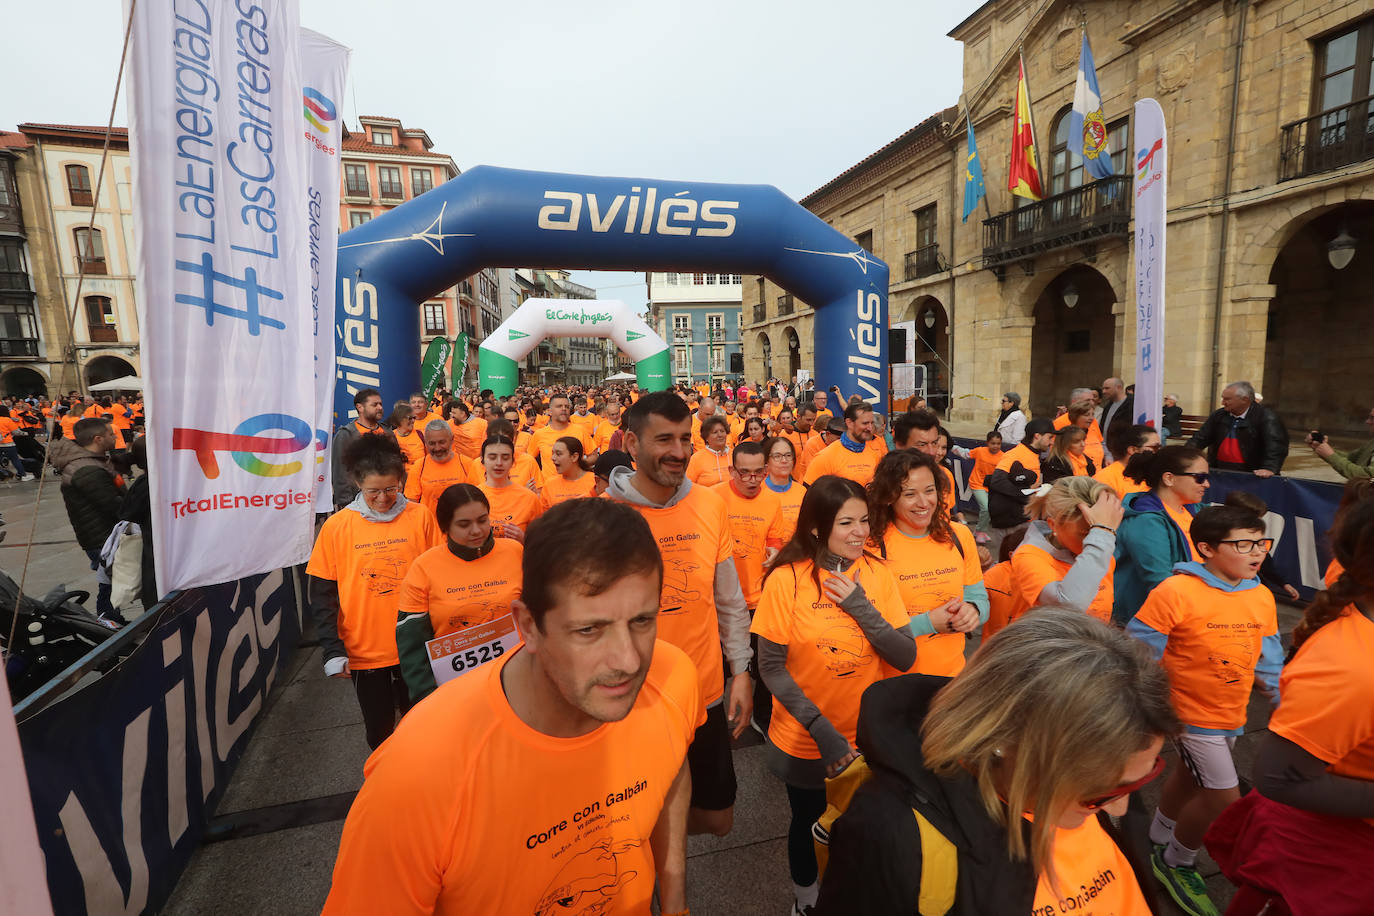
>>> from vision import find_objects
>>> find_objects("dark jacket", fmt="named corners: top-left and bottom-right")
top-left (1101, 393), bottom-right (1135, 439)
top-left (985, 445), bottom-right (1043, 529)
top-left (1161, 404), bottom-right (1183, 439)
top-left (1041, 453), bottom-right (1097, 484)
top-left (49, 438), bottom-right (125, 552)
top-left (1187, 404), bottom-right (1288, 473)
top-left (1112, 491), bottom-right (1199, 625)
top-left (816, 674), bottom-right (1159, 916)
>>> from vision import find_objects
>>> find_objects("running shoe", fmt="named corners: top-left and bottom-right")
top-left (1150, 844), bottom-right (1219, 916)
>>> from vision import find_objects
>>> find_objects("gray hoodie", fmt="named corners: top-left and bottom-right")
top-left (1017, 520), bottom-right (1115, 613)
top-left (605, 465), bottom-right (752, 701)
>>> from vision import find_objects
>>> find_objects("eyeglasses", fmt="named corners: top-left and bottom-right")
top-left (733, 469), bottom-right (767, 480)
top-left (361, 486), bottom-right (401, 498)
top-left (1174, 472), bottom-right (1209, 484)
top-left (768, 452), bottom-right (795, 461)
top-left (1081, 755), bottom-right (1166, 810)
top-left (1218, 537), bottom-right (1275, 555)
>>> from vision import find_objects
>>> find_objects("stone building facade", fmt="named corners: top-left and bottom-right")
top-left (744, 0), bottom-right (1374, 436)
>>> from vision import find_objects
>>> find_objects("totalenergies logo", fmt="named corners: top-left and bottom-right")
top-left (303, 88), bottom-right (336, 133)
top-left (1136, 138), bottom-right (1163, 181)
top-left (174, 414), bottom-right (328, 479)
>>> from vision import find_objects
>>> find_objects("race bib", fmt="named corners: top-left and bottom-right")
top-left (426, 614), bottom-right (520, 686)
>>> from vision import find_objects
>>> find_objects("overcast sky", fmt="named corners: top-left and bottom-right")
top-left (1, 0), bottom-right (973, 309)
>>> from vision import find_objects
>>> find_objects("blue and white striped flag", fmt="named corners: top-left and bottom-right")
top-left (1070, 31), bottom-right (1114, 180)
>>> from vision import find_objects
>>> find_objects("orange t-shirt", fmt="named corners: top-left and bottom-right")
top-left (995, 442), bottom-right (1042, 485)
top-left (803, 439), bottom-right (883, 487)
top-left (879, 523), bottom-right (982, 676)
top-left (967, 447), bottom-right (1002, 491)
top-left (396, 429), bottom-right (425, 471)
top-left (1325, 558), bottom-right (1344, 587)
top-left (411, 410), bottom-right (436, 430)
top-left (83, 404), bottom-right (103, 419)
top-left (321, 640), bottom-right (701, 916)
top-left (450, 417), bottom-right (488, 461)
top-left (480, 481), bottom-right (544, 533)
top-left (979, 561), bottom-right (1028, 641)
top-left (1094, 461), bottom-right (1148, 499)
top-left (711, 481), bottom-right (787, 608)
top-left (305, 502), bottom-right (442, 669)
top-left (592, 421), bottom-right (619, 454)
top-left (686, 448), bottom-right (731, 488)
top-left (1067, 450), bottom-right (1094, 477)
top-left (527, 424), bottom-right (592, 473)
top-left (398, 539), bottom-right (523, 636)
top-left (404, 453), bottom-right (482, 521)
top-left (541, 471), bottom-right (596, 510)
top-left (610, 484), bottom-right (734, 707)
top-left (1011, 541), bottom-right (1115, 623)
top-left (509, 451), bottom-right (544, 491)
top-left (798, 433), bottom-right (829, 478)
top-left (1133, 573), bottom-right (1278, 730)
top-left (781, 429), bottom-right (817, 480)
top-left (1163, 503), bottom-right (1201, 561)
top-left (1269, 607), bottom-right (1374, 822)
top-left (939, 464), bottom-right (958, 514)
top-left (765, 478), bottom-right (805, 543)
top-left (1031, 814), bottom-right (1152, 916)
top-left (0, 416), bottom-right (18, 445)
top-left (751, 557), bottom-right (908, 759)
top-left (59, 413), bottom-right (80, 440)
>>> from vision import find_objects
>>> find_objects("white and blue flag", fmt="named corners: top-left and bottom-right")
top-left (1070, 31), bottom-right (1114, 180)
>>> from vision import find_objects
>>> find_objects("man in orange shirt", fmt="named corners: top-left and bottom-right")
top-left (803, 401), bottom-right (884, 487)
top-left (448, 400), bottom-right (487, 460)
top-left (690, 396), bottom-right (719, 450)
top-left (526, 394), bottom-right (591, 471)
top-left (332, 388), bottom-right (394, 510)
top-left (892, 409), bottom-right (959, 516)
top-left (985, 417), bottom-right (1057, 556)
top-left (408, 392), bottom-right (435, 430)
top-left (323, 499), bottom-right (697, 915)
top-left (604, 391), bottom-right (753, 838)
top-left (404, 421), bottom-right (482, 520)
top-left (712, 443), bottom-right (787, 609)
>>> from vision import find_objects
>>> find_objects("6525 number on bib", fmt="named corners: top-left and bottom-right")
top-left (426, 614), bottom-right (521, 686)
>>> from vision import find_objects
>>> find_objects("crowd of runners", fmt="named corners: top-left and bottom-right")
top-left (306, 378), bottom-right (1373, 916)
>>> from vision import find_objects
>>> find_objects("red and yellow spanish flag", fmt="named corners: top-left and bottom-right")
top-left (1007, 54), bottom-right (1044, 200)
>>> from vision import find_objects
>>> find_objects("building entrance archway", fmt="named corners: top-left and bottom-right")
top-left (1028, 266), bottom-right (1118, 419)
top-left (84, 355), bottom-right (137, 389)
top-left (1, 367), bottom-right (47, 398)
top-left (909, 297), bottom-right (950, 413)
top-left (1262, 201), bottom-right (1374, 437)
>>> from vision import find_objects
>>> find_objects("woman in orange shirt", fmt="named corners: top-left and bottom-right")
top-left (1207, 497), bottom-right (1374, 916)
top-left (478, 435), bottom-right (543, 541)
top-left (687, 415), bottom-right (731, 487)
top-left (540, 436), bottom-right (596, 509)
top-left (1041, 426), bottom-right (1096, 484)
top-left (739, 416), bottom-right (767, 446)
top-left (751, 475), bottom-right (916, 914)
top-left (1011, 476), bottom-right (1122, 623)
top-left (389, 403), bottom-right (425, 474)
top-left (761, 436), bottom-right (804, 542)
top-left (952, 430), bottom-right (1003, 534)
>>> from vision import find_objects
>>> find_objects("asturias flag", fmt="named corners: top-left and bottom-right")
top-left (963, 113), bottom-right (987, 222)
top-left (1071, 31), bottom-right (1114, 180)
top-left (1007, 54), bottom-right (1044, 201)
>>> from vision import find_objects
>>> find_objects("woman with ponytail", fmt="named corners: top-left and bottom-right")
top-left (1111, 445), bottom-right (1210, 626)
top-left (540, 435), bottom-right (596, 509)
top-left (1204, 497), bottom-right (1374, 916)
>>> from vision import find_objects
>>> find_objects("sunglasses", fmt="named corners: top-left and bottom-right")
top-left (1173, 472), bottom-right (1209, 484)
top-left (1081, 755), bottom-right (1166, 810)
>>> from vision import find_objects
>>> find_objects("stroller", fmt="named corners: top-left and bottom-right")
top-left (0, 563), bottom-right (123, 703)
top-left (0, 431), bottom-right (45, 480)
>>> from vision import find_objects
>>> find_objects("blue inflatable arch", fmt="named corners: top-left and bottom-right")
top-left (333, 166), bottom-right (888, 422)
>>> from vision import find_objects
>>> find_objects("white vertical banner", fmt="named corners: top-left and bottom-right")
top-left (1132, 98), bottom-right (1167, 430)
top-left (128, 0), bottom-right (316, 591)
top-left (300, 29), bottom-right (350, 514)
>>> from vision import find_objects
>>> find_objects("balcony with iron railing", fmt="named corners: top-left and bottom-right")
top-left (673, 328), bottom-right (693, 342)
top-left (982, 175), bottom-right (1132, 273)
top-left (904, 244), bottom-right (946, 280)
top-left (1281, 94), bottom-right (1374, 182)
top-left (707, 328), bottom-right (725, 342)
top-left (753, 303), bottom-right (766, 323)
top-left (777, 294), bottom-right (794, 315)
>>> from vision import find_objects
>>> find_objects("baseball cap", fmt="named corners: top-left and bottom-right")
top-left (594, 449), bottom-right (634, 478)
top-left (1024, 418), bottom-right (1055, 437)
top-left (826, 417), bottom-right (846, 435)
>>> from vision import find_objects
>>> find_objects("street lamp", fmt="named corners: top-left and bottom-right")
top-left (1061, 281), bottom-right (1079, 309)
top-left (1328, 227), bottom-right (1357, 270)
top-left (922, 310), bottom-right (937, 329)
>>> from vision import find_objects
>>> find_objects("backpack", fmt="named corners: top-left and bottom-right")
top-left (812, 755), bottom-right (958, 916)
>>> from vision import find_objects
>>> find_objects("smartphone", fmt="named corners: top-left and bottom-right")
top-left (1311, 430), bottom-right (1326, 444)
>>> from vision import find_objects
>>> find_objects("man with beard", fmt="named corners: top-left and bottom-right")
top-left (803, 401), bottom-right (883, 486)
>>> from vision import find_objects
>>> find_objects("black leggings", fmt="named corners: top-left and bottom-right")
top-left (785, 783), bottom-right (828, 886)
top-left (351, 665), bottom-right (412, 749)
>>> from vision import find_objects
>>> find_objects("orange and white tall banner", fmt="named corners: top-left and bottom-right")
top-left (128, 0), bottom-right (317, 591)
top-left (1132, 98), bottom-right (1168, 430)
top-left (1007, 54), bottom-right (1045, 201)
top-left (301, 29), bottom-right (350, 514)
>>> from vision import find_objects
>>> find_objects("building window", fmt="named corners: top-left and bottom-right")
top-left (348, 211), bottom-right (371, 228)
top-left (1050, 108), bottom-right (1131, 192)
top-left (344, 163), bottom-right (369, 196)
top-left (709, 346), bottom-right (725, 372)
top-left (85, 295), bottom-right (117, 341)
top-left (665, 272), bottom-right (679, 285)
top-left (1312, 21), bottom-right (1374, 157)
top-left (727, 274), bottom-right (742, 285)
top-left (674, 346), bottom-right (690, 373)
top-left (370, 128), bottom-right (394, 146)
top-left (412, 168), bottom-right (433, 197)
top-left (378, 166), bottom-right (403, 200)
top-left (423, 303), bottom-right (446, 335)
top-left (66, 164), bottom-right (92, 206)
top-left (693, 273), bottom-right (706, 285)
top-left (706, 313), bottom-right (723, 344)
top-left (854, 230), bottom-right (874, 253)
top-left (0, 240), bottom-right (27, 289)
top-left (73, 227), bottom-right (106, 275)
top-left (0, 167), bottom-right (13, 208)
top-left (0, 302), bottom-right (38, 352)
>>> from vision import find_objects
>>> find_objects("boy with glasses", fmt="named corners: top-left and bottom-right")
top-left (1125, 497), bottom-right (1283, 916)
